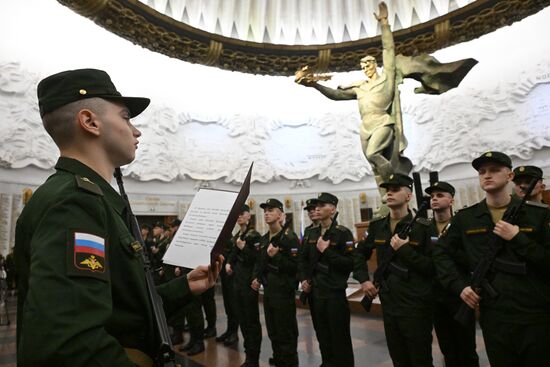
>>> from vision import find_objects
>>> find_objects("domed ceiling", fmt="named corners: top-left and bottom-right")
top-left (59, 0), bottom-right (549, 75)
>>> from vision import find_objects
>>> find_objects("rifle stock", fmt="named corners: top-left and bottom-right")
top-left (454, 177), bottom-right (539, 326)
top-left (114, 168), bottom-right (175, 367)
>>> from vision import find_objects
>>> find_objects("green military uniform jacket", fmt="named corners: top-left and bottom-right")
top-left (354, 212), bottom-right (434, 316)
top-left (253, 230), bottom-right (299, 298)
top-left (434, 197), bottom-right (550, 324)
top-left (15, 158), bottom-right (192, 366)
top-left (227, 227), bottom-right (262, 290)
top-left (299, 221), bottom-right (354, 298)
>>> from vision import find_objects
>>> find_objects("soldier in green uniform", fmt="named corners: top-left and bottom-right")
top-left (425, 181), bottom-right (479, 367)
top-left (226, 206), bottom-right (262, 366)
top-left (354, 174), bottom-right (434, 367)
top-left (434, 152), bottom-right (550, 367)
top-left (216, 206), bottom-right (250, 346)
top-left (14, 69), bottom-right (220, 366)
top-left (512, 165), bottom-right (546, 204)
top-left (299, 192), bottom-right (355, 367)
top-left (251, 199), bottom-right (299, 367)
top-left (150, 221), bottom-right (170, 283)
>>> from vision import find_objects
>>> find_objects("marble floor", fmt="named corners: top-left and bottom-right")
top-left (0, 290), bottom-right (490, 366)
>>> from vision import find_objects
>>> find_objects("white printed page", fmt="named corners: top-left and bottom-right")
top-left (163, 189), bottom-right (238, 268)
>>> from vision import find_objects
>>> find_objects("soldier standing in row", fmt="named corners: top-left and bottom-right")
top-left (252, 199), bottom-right (300, 367)
top-left (226, 206), bottom-right (263, 367)
top-left (300, 193), bottom-right (355, 367)
top-left (426, 182), bottom-right (479, 367)
top-left (354, 174), bottom-right (434, 367)
top-left (434, 152), bottom-right (550, 366)
top-left (215, 205), bottom-right (242, 346)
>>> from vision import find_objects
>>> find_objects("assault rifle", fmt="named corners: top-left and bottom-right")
top-left (300, 212), bottom-right (339, 305)
top-left (454, 177), bottom-right (538, 326)
top-left (258, 220), bottom-right (292, 286)
top-left (239, 222), bottom-right (254, 241)
top-left (115, 168), bottom-right (175, 367)
top-left (361, 174), bottom-right (431, 312)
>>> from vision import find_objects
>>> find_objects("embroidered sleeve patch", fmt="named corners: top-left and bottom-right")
top-left (67, 231), bottom-right (109, 281)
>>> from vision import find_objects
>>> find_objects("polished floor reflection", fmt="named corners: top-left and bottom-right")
top-left (0, 290), bottom-right (490, 366)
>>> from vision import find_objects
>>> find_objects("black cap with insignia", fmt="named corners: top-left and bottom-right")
top-left (425, 181), bottom-right (455, 196)
top-left (170, 219), bottom-right (182, 227)
top-left (260, 198), bottom-right (284, 211)
top-left (512, 165), bottom-right (543, 182)
top-left (472, 151), bottom-right (512, 170)
top-left (304, 198), bottom-right (318, 210)
top-left (380, 173), bottom-right (413, 190)
top-left (317, 192), bottom-right (338, 206)
top-left (37, 68), bottom-right (150, 118)
top-left (153, 221), bottom-right (164, 229)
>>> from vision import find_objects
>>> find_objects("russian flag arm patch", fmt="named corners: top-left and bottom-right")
top-left (67, 231), bottom-right (109, 281)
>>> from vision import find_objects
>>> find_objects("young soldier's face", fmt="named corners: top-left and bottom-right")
top-left (237, 211), bottom-right (251, 225)
top-left (430, 191), bottom-right (454, 212)
top-left (99, 101), bottom-right (141, 166)
top-left (385, 186), bottom-right (411, 208)
top-left (152, 226), bottom-right (163, 236)
top-left (315, 203), bottom-right (336, 220)
top-left (513, 177), bottom-right (545, 198)
top-left (263, 207), bottom-right (283, 225)
top-left (140, 228), bottom-right (149, 238)
top-left (477, 163), bottom-right (513, 193)
top-left (307, 208), bottom-right (319, 222)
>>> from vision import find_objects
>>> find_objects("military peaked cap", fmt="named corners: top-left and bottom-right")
top-left (317, 192), bottom-right (338, 206)
top-left (380, 173), bottom-right (413, 190)
top-left (37, 68), bottom-right (150, 118)
top-left (425, 181), bottom-right (456, 196)
top-left (513, 165), bottom-right (543, 182)
top-left (472, 151), bottom-right (512, 170)
top-left (260, 198), bottom-right (284, 211)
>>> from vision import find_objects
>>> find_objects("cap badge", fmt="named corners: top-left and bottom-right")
top-left (79, 89), bottom-right (87, 95)
top-left (434, 182), bottom-right (439, 186)
top-left (318, 193), bottom-right (322, 198)
top-left (519, 166), bottom-right (525, 172)
top-left (389, 174), bottom-right (394, 179)
top-left (485, 152), bottom-right (492, 157)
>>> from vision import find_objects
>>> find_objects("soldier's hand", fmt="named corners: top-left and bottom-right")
top-left (493, 220), bottom-right (519, 241)
top-left (251, 278), bottom-right (261, 292)
top-left (236, 238), bottom-right (246, 250)
top-left (460, 286), bottom-right (481, 309)
top-left (174, 267), bottom-right (181, 277)
top-left (390, 234), bottom-right (407, 250)
top-left (225, 263), bottom-right (233, 276)
top-left (317, 237), bottom-right (330, 253)
top-left (267, 243), bottom-right (280, 257)
top-left (151, 246), bottom-right (159, 254)
top-left (187, 255), bottom-right (223, 295)
top-left (301, 280), bottom-right (311, 293)
top-left (361, 280), bottom-right (378, 299)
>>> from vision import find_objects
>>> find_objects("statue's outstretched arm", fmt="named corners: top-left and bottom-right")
top-left (312, 83), bottom-right (356, 101)
top-left (377, 2), bottom-right (396, 91)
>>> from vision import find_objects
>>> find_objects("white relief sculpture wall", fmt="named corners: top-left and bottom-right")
top-left (0, 0), bottom-right (550, 247)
